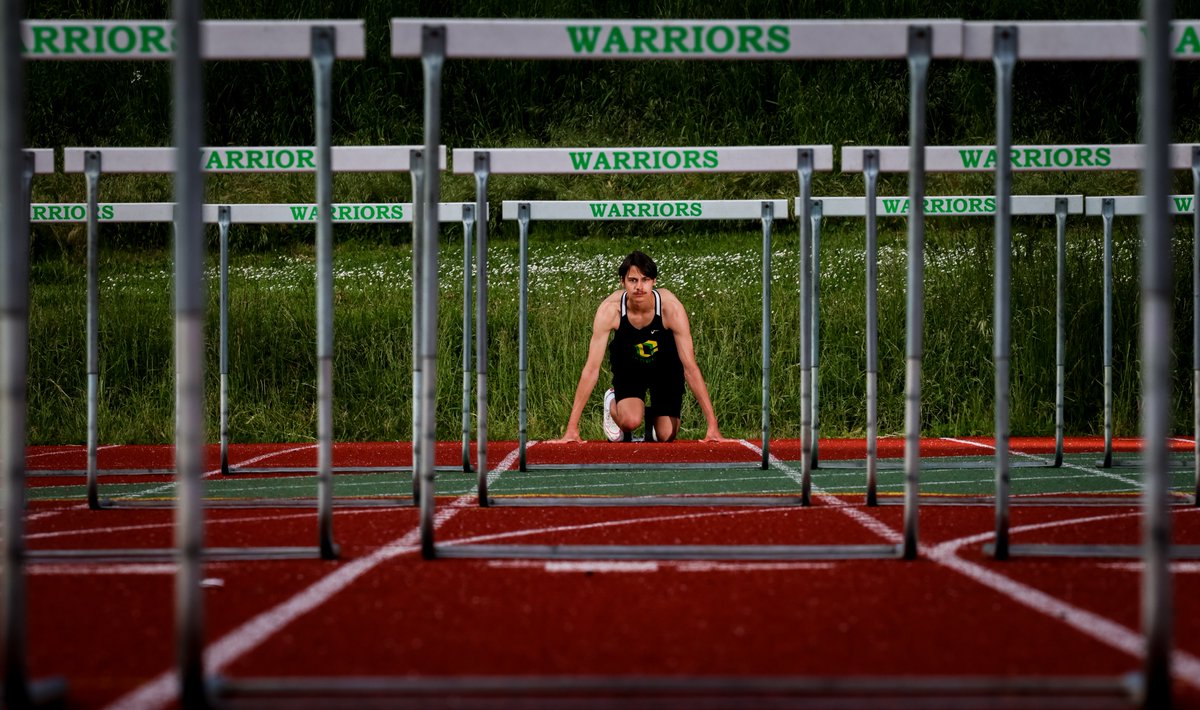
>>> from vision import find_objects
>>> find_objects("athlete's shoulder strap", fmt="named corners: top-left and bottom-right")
top-left (653, 289), bottom-right (661, 316)
top-left (620, 292), bottom-right (627, 317)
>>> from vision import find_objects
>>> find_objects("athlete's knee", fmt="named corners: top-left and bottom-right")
top-left (653, 419), bottom-right (679, 442)
top-left (615, 409), bottom-right (643, 431)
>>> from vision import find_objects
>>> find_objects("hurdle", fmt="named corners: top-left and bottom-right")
top-left (1084, 192), bottom-right (1200, 495)
top-left (449, 147), bottom-right (825, 500)
top-left (62, 145), bottom-right (422, 488)
top-left (1070, 146), bottom-right (1200, 472)
top-left (394, 19), bottom-right (961, 565)
top-left (808, 193), bottom-right (1083, 496)
top-left (451, 145), bottom-right (827, 480)
top-left (10, 17), bottom-right (367, 706)
top-left (27, 193), bottom-right (472, 489)
top-left (494, 197), bottom-right (789, 503)
top-left (960, 19), bottom-right (1198, 707)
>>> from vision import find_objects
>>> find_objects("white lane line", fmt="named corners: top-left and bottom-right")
top-left (940, 437), bottom-right (1151, 491)
top-left (743, 438), bottom-right (1200, 690)
top-left (737, 439), bottom-right (903, 545)
top-left (120, 444), bottom-right (318, 500)
top-left (28, 563), bottom-right (180, 576)
top-left (926, 511), bottom-right (1200, 690)
top-left (1098, 562), bottom-right (1200, 574)
top-left (486, 560), bottom-right (835, 573)
top-left (104, 443), bottom-right (529, 710)
top-left (108, 439), bottom-right (1200, 708)
top-left (27, 507), bottom-right (408, 542)
top-left (26, 444), bottom-right (120, 460)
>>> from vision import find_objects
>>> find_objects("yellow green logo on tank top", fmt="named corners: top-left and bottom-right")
top-left (635, 340), bottom-right (658, 361)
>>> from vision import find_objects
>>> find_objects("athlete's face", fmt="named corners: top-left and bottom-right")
top-left (622, 266), bottom-right (655, 301)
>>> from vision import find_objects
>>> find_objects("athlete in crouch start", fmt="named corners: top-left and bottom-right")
top-left (553, 250), bottom-right (725, 443)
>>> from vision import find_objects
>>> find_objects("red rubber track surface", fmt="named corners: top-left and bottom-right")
top-left (17, 439), bottom-right (1200, 709)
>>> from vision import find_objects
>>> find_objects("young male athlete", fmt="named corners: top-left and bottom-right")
top-left (553, 250), bottom-right (725, 443)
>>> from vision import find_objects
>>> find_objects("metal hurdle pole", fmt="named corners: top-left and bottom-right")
top-left (2, 8), bottom-right (65, 705)
top-left (902, 26), bottom-right (931, 561)
top-left (1193, 147), bottom-right (1199, 505)
top-left (798, 149), bottom-right (813, 505)
top-left (312, 26), bottom-right (337, 559)
top-left (1140, 3), bottom-right (1173, 703)
top-left (172, 1), bottom-right (207, 703)
top-left (760, 200), bottom-right (773, 470)
top-left (462, 203), bottom-right (476, 473)
top-left (1055, 196), bottom-right (1068, 467)
top-left (218, 206), bottom-right (231, 475)
top-left (411, 148), bottom-right (424, 501)
top-left (418, 25), bottom-right (445, 559)
top-left (864, 151), bottom-right (880, 505)
top-left (517, 203), bottom-right (530, 472)
top-left (85, 150), bottom-right (101, 508)
top-left (991, 25), bottom-right (1016, 559)
top-left (810, 199), bottom-right (822, 468)
top-left (1103, 197), bottom-right (1115, 468)
top-left (474, 152), bottom-right (491, 501)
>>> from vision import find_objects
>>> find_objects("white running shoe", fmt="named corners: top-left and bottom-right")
top-left (601, 388), bottom-right (622, 442)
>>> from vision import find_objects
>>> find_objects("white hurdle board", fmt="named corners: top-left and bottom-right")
top-left (63, 145), bottom-right (445, 173)
top-left (962, 20), bottom-right (1200, 61)
top-left (840, 144), bottom-right (1200, 172)
top-left (503, 199), bottom-right (787, 221)
top-left (30, 202), bottom-right (472, 223)
top-left (815, 194), bottom-right (1084, 217)
top-left (26, 148), bottom-right (53, 174)
top-left (454, 145), bottom-right (832, 174)
top-left (1085, 195), bottom-right (1196, 216)
top-left (21, 20), bottom-right (366, 60)
top-left (393, 19), bottom-right (962, 59)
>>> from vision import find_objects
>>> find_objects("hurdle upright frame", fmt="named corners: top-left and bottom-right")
top-left (961, 18), bottom-right (1195, 707)
top-left (958, 23), bottom-right (1199, 580)
top-left (390, 18), bottom-right (965, 567)
top-left (808, 193), bottom-right (1083, 502)
top-left (499, 196), bottom-right (790, 501)
top-left (1084, 189), bottom-right (1199, 478)
top-left (11, 17), bottom-right (366, 706)
top-left (448, 145), bottom-right (826, 492)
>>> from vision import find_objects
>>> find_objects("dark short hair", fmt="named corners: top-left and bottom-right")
top-left (618, 250), bottom-right (658, 280)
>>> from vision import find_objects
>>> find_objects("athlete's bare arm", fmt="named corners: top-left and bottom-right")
top-left (549, 292), bottom-right (622, 443)
top-left (658, 289), bottom-right (726, 442)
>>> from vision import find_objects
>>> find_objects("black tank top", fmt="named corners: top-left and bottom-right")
top-left (608, 290), bottom-right (681, 375)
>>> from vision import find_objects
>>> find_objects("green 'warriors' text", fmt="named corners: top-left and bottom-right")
top-left (566, 24), bottom-right (789, 55)
top-left (958, 147), bottom-right (1112, 170)
top-left (22, 23), bottom-right (174, 56)
top-left (569, 149), bottom-right (718, 172)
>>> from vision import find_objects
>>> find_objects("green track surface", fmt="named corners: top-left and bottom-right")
top-left (27, 453), bottom-right (1196, 503)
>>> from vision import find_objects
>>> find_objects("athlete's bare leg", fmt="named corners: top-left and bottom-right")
top-left (613, 396), bottom-right (645, 434)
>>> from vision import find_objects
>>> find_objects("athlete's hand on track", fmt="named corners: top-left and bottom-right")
top-left (702, 428), bottom-right (732, 443)
top-left (547, 428), bottom-right (585, 444)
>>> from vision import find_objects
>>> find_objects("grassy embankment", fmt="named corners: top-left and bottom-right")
top-left (21, 0), bottom-right (1200, 444)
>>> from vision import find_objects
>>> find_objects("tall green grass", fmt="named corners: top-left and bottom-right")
top-left (19, 0), bottom-right (1200, 443)
top-left (26, 215), bottom-right (1196, 444)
